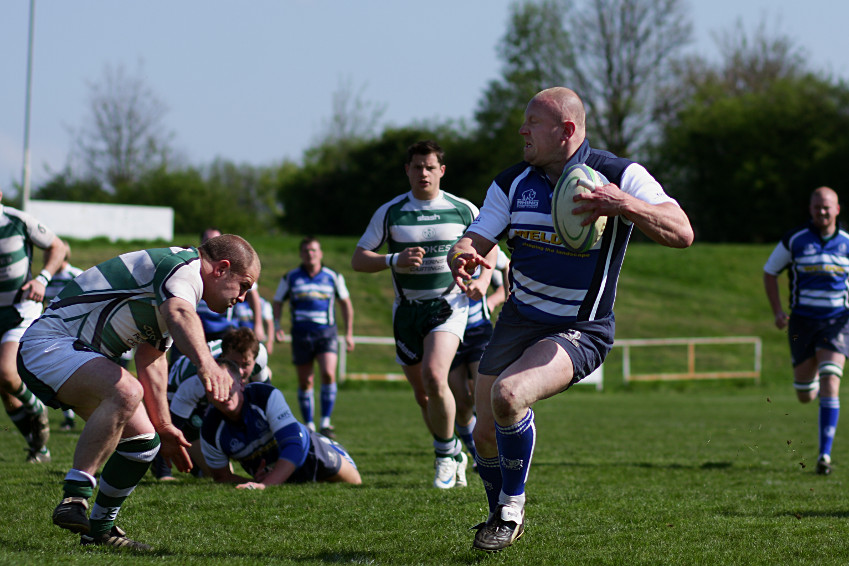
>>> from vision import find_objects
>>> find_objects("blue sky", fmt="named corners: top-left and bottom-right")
top-left (1, 0), bottom-right (847, 193)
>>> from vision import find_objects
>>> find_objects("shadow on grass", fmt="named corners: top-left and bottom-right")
top-left (184, 549), bottom-right (380, 563)
top-left (779, 510), bottom-right (849, 519)
top-left (533, 460), bottom-right (734, 471)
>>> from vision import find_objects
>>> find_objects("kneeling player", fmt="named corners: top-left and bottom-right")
top-left (201, 359), bottom-right (362, 489)
top-left (153, 327), bottom-right (272, 479)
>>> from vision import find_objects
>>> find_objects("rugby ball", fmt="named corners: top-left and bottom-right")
top-left (552, 164), bottom-right (606, 252)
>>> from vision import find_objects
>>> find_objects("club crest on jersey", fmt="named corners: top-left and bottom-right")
top-left (229, 438), bottom-right (244, 452)
top-left (422, 227), bottom-right (437, 240)
top-left (517, 189), bottom-right (539, 209)
top-left (803, 244), bottom-right (817, 255)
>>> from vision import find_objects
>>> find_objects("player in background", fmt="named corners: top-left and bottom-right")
top-left (18, 234), bottom-right (260, 551)
top-left (42, 239), bottom-right (85, 431)
top-left (449, 247), bottom-right (509, 467)
top-left (201, 358), bottom-right (361, 488)
top-left (449, 87), bottom-right (693, 551)
top-left (151, 327), bottom-right (271, 480)
top-left (274, 237), bottom-right (354, 439)
top-left (352, 140), bottom-right (483, 490)
top-left (0, 189), bottom-right (65, 463)
top-left (235, 294), bottom-right (276, 354)
top-left (764, 186), bottom-right (849, 476)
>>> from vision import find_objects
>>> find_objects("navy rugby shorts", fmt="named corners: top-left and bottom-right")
top-left (288, 429), bottom-right (356, 483)
top-left (450, 323), bottom-right (493, 371)
top-left (291, 326), bottom-right (339, 366)
top-left (478, 300), bottom-right (614, 386)
top-left (788, 313), bottom-right (849, 366)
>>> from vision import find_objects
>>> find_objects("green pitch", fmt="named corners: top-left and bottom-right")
top-left (1, 384), bottom-right (848, 565)
top-left (1, 239), bottom-right (847, 563)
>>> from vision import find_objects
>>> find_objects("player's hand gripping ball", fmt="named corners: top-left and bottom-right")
top-left (551, 164), bottom-right (607, 252)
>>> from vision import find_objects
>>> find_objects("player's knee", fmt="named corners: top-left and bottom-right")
top-left (490, 380), bottom-right (521, 421)
top-left (112, 376), bottom-right (145, 413)
top-left (794, 377), bottom-right (819, 403)
top-left (420, 370), bottom-right (447, 395)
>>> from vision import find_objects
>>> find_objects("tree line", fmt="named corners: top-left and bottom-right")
top-left (17, 0), bottom-right (849, 243)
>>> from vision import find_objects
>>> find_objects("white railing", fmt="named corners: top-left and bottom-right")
top-left (337, 335), bottom-right (762, 387)
top-left (616, 336), bottom-right (761, 384)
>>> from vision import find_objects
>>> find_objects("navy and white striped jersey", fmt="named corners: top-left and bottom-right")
top-left (168, 339), bottom-right (270, 421)
top-left (468, 141), bottom-right (678, 325)
top-left (200, 382), bottom-right (311, 476)
top-left (764, 222), bottom-right (849, 319)
top-left (466, 247), bottom-right (509, 329)
top-left (273, 266), bottom-right (349, 331)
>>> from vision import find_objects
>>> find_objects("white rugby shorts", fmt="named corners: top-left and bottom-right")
top-left (18, 335), bottom-right (104, 395)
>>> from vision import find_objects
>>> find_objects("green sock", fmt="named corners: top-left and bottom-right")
top-left (89, 434), bottom-right (160, 537)
top-left (63, 480), bottom-right (94, 500)
top-left (14, 381), bottom-right (45, 415)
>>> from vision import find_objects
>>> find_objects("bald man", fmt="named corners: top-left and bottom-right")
top-left (764, 186), bottom-right (849, 477)
top-left (449, 87), bottom-right (693, 551)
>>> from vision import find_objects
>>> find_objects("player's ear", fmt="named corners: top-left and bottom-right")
top-left (562, 120), bottom-right (576, 141)
top-left (214, 259), bottom-right (231, 276)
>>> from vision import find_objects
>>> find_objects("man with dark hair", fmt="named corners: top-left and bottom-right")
top-left (352, 140), bottom-right (495, 490)
top-left (274, 236), bottom-right (354, 438)
top-left (152, 327), bottom-right (272, 480)
top-left (17, 234), bottom-right (261, 551)
top-left (201, 357), bottom-right (361, 488)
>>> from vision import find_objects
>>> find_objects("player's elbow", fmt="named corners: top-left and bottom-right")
top-left (672, 227), bottom-right (695, 249)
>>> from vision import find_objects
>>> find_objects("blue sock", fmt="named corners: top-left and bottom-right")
top-left (495, 409), bottom-right (535, 497)
top-left (297, 389), bottom-right (314, 426)
top-left (320, 383), bottom-right (337, 426)
top-left (475, 454), bottom-right (502, 514)
top-left (455, 416), bottom-right (478, 461)
top-left (819, 396), bottom-right (840, 458)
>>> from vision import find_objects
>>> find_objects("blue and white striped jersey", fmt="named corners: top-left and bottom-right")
top-left (468, 141), bottom-right (678, 325)
top-left (466, 247), bottom-right (509, 329)
top-left (200, 382), bottom-right (310, 476)
top-left (273, 266), bottom-right (349, 331)
top-left (764, 222), bottom-right (849, 319)
top-left (168, 339), bottom-right (270, 420)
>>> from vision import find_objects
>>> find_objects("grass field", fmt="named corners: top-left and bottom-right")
top-left (2, 237), bottom-right (849, 564)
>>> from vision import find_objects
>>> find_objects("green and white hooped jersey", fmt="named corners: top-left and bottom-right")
top-left (0, 205), bottom-right (56, 307)
top-left (25, 247), bottom-right (203, 360)
top-left (357, 191), bottom-right (479, 301)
